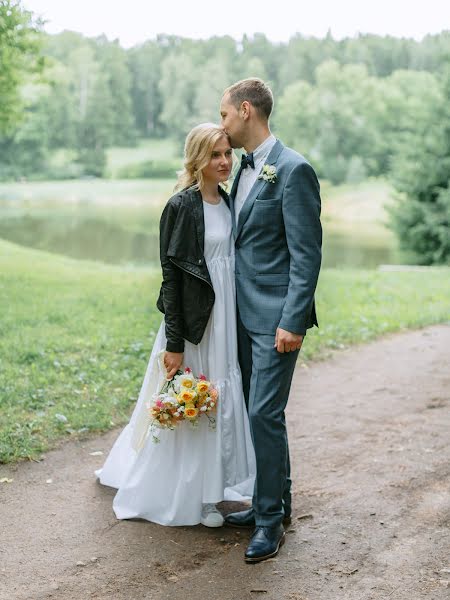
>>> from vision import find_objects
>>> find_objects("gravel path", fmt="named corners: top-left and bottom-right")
top-left (1, 325), bottom-right (449, 600)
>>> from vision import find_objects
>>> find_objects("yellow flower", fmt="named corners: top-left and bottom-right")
top-left (180, 377), bottom-right (194, 389)
top-left (196, 380), bottom-right (210, 394)
top-left (178, 389), bottom-right (195, 404)
top-left (184, 406), bottom-right (199, 419)
top-left (197, 393), bottom-right (207, 406)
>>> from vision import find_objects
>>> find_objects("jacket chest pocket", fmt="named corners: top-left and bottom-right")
top-left (253, 198), bottom-right (281, 223)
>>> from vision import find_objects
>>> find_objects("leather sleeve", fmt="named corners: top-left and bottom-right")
top-left (159, 201), bottom-right (185, 353)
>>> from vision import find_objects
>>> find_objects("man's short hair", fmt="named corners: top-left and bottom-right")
top-left (225, 78), bottom-right (273, 120)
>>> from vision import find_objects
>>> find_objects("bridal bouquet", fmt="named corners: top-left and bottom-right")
top-left (147, 367), bottom-right (218, 442)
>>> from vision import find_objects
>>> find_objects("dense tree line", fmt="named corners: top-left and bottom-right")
top-left (0, 3), bottom-right (449, 263)
top-left (1, 28), bottom-right (449, 180)
top-left (0, 0), bottom-right (43, 134)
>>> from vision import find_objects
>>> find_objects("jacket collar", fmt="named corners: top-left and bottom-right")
top-left (187, 187), bottom-right (205, 255)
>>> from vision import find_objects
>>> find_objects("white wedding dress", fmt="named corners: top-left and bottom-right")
top-left (96, 198), bottom-right (256, 525)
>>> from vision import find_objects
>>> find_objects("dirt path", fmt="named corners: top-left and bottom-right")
top-left (1, 325), bottom-right (449, 600)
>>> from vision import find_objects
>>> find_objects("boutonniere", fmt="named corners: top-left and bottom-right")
top-left (258, 164), bottom-right (277, 183)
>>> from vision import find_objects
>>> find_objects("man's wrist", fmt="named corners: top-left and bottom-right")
top-left (277, 324), bottom-right (306, 337)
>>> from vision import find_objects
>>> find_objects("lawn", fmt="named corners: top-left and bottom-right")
top-left (106, 139), bottom-right (180, 177)
top-left (1, 238), bottom-right (449, 463)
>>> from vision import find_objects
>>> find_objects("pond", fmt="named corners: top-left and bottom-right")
top-left (0, 180), bottom-right (400, 269)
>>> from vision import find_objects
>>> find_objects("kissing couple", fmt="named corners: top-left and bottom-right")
top-left (97, 77), bottom-right (322, 563)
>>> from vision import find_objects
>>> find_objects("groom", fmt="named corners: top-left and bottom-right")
top-left (220, 78), bottom-right (322, 563)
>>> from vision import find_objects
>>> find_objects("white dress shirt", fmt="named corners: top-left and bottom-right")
top-left (234, 134), bottom-right (277, 223)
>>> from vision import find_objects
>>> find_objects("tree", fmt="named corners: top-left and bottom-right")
top-left (273, 80), bottom-right (317, 154)
top-left (158, 52), bottom-right (197, 144)
top-left (0, 83), bottom-right (49, 178)
top-left (127, 41), bottom-right (164, 137)
top-left (36, 59), bottom-right (78, 150)
top-left (75, 70), bottom-right (114, 176)
top-left (239, 34), bottom-right (280, 91)
top-left (96, 37), bottom-right (137, 146)
top-left (375, 69), bottom-right (441, 174)
top-left (0, 0), bottom-right (43, 133)
top-left (389, 64), bottom-right (450, 264)
top-left (275, 61), bottom-right (381, 184)
top-left (66, 44), bottom-right (114, 175)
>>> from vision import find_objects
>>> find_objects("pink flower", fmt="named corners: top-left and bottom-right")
top-left (184, 367), bottom-right (192, 373)
top-left (199, 374), bottom-right (207, 381)
top-left (155, 399), bottom-right (163, 408)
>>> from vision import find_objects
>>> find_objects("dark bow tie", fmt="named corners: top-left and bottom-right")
top-left (240, 152), bottom-right (255, 170)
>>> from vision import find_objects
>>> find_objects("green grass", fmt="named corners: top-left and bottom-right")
top-left (321, 179), bottom-right (395, 232)
top-left (1, 238), bottom-right (449, 463)
top-left (106, 139), bottom-right (179, 177)
top-left (0, 178), bottom-right (174, 209)
top-left (0, 239), bottom-right (162, 463)
top-left (46, 139), bottom-right (180, 179)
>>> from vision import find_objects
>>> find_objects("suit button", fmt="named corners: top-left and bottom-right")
top-left (198, 259), bottom-right (202, 264)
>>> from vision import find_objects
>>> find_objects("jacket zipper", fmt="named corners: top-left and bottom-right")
top-left (169, 258), bottom-right (214, 290)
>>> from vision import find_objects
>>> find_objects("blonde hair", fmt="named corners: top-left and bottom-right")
top-left (175, 123), bottom-right (230, 192)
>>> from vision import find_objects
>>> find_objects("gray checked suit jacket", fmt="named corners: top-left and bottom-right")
top-left (229, 139), bottom-right (322, 336)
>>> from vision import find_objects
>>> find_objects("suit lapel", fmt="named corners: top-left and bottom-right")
top-left (235, 139), bottom-right (284, 241)
top-left (229, 165), bottom-right (242, 200)
top-left (228, 164), bottom-right (243, 239)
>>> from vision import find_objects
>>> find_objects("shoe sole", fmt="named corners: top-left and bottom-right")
top-left (244, 532), bottom-right (286, 564)
top-left (200, 519), bottom-right (224, 528)
top-left (226, 516), bottom-right (292, 529)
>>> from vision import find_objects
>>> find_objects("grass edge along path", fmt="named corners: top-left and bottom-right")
top-left (1, 238), bottom-right (449, 463)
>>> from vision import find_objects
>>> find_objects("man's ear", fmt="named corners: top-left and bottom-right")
top-left (240, 100), bottom-right (251, 120)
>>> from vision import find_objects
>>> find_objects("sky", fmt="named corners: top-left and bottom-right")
top-left (23, 0), bottom-right (449, 47)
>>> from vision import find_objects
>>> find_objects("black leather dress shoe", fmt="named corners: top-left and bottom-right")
top-left (225, 508), bottom-right (291, 529)
top-left (244, 525), bottom-right (286, 563)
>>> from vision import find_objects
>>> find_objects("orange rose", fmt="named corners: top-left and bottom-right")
top-left (196, 381), bottom-right (211, 394)
top-left (184, 406), bottom-right (199, 419)
top-left (179, 376), bottom-right (194, 389)
top-left (178, 389), bottom-right (195, 404)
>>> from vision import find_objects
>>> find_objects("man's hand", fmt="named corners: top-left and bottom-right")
top-left (163, 351), bottom-right (183, 379)
top-left (274, 328), bottom-right (303, 353)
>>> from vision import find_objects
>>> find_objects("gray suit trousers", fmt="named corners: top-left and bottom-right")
top-left (237, 311), bottom-right (299, 527)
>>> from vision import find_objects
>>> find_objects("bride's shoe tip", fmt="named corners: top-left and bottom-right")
top-left (201, 503), bottom-right (224, 528)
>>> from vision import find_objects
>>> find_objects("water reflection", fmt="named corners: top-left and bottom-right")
top-left (323, 228), bottom-right (398, 268)
top-left (0, 216), bottom-right (160, 264)
top-left (0, 213), bottom-right (398, 268)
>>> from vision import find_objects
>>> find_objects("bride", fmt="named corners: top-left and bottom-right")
top-left (96, 123), bottom-right (255, 527)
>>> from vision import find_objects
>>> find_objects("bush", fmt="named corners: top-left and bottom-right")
top-left (388, 66), bottom-right (450, 265)
top-left (76, 148), bottom-right (107, 178)
top-left (118, 159), bottom-right (181, 179)
top-left (39, 163), bottom-right (85, 180)
top-left (346, 156), bottom-right (368, 184)
top-left (389, 183), bottom-right (450, 265)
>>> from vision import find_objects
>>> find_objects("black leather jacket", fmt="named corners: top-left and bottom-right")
top-left (156, 185), bottom-right (229, 352)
